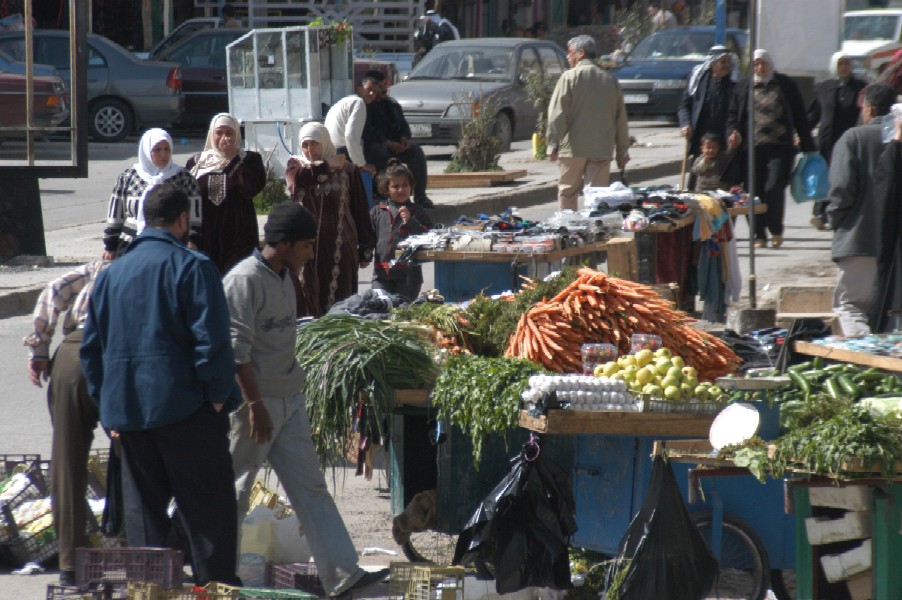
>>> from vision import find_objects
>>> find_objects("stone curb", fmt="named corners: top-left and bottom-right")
top-left (0, 288), bottom-right (42, 321)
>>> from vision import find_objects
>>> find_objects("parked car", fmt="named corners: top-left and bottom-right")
top-left (0, 66), bottom-right (69, 133)
top-left (388, 38), bottom-right (568, 151)
top-left (144, 17), bottom-right (222, 60)
top-left (153, 28), bottom-right (248, 130)
top-left (612, 26), bottom-right (748, 117)
top-left (0, 30), bottom-right (183, 142)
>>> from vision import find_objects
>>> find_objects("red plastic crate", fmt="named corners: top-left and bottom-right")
top-left (75, 547), bottom-right (184, 589)
top-left (266, 562), bottom-right (325, 596)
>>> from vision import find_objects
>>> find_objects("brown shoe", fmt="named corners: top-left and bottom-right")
top-left (771, 235), bottom-right (783, 248)
top-left (754, 239), bottom-right (767, 249)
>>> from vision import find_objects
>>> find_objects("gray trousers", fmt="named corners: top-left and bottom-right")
top-left (834, 256), bottom-right (877, 336)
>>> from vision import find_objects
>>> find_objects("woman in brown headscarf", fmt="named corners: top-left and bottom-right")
top-left (285, 122), bottom-right (376, 317)
top-left (187, 112), bottom-right (266, 275)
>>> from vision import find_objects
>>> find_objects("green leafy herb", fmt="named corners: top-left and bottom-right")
top-left (430, 355), bottom-right (543, 468)
top-left (295, 316), bottom-right (439, 468)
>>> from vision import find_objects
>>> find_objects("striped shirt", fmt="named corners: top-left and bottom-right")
top-left (104, 168), bottom-right (202, 252)
top-left (23, 260), bottom-right (110, 359)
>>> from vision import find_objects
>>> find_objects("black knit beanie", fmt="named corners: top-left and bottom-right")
top-left (264, 203), bottom-right (317, 244)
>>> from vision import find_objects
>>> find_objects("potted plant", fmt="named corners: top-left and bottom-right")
top-left (524, 70), bottom-right (552, 159)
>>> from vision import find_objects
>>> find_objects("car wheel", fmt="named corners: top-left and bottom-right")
top-left (89, 99), bottom-right (133, 143)
top-left (493, 112), bottom-right (513, 152)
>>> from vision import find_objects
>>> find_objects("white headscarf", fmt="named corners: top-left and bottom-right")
top-left (295, 122), bottom-right (337, 166)
top-left (831, 51), bottom-right (851, 78)
top-left (191, 113), bottom-right (244, 178)
top-left (753, 49), bottom-right (775, 84)
top-left (134, 128), bottom-right (180, 186)
top-left (133, 128), bottom-right (181, 233)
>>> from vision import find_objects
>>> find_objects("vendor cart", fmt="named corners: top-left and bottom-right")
top-left (390, 395), bottom-right (793, 600)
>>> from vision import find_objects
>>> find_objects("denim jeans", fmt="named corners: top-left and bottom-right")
top-left (230, 393), bottom-right (365, 595)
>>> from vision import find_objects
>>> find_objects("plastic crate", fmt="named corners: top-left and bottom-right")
top-left (0, 453), bottom-right (42, 481)
top-left (408, 566), bottom-right (465, 600)
top-left (0, 474), bottom-right (48, 542)
top-left (238, 589), bottom-right (317, 599)
top-left (388, 562), bottom-right (420, 600)
top-left (265, 562), bottom-right (324, 596)
top-left (47, 583), bottom-right (127, 600)
top-left (86, 448), bottom-right (111, 499)
top-left (128, 582), bottom-right (237, 600)
top-left (76, 547), bottom-right (183, 589)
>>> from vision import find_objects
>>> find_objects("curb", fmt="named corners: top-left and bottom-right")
top-left (429, 159), bottom-right (682, 224)
top-left (0, 288), bottom-right (42, 321)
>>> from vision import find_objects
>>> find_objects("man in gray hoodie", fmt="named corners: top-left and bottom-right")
top-left (828, 83), bottom-right (896, 335)
top-left (223, 203), bottom-right (388, 597)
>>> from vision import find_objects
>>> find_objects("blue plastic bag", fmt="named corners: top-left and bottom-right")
top-left (790, 152), bottom-right (830, 203)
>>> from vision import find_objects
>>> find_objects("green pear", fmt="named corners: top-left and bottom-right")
top-left (654, 347), bottom-right (672, 359)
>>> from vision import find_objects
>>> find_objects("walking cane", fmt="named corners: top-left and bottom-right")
top-left (679, 136), bottom-right (689, 190)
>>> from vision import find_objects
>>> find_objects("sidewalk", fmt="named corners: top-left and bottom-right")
top-left (0, 125), bottom-right (686, 319)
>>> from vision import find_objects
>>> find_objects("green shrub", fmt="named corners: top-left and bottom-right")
top-left (253, 163), bottom-right (288, 215)
top-left (445, 91), bottom-right (502, 173)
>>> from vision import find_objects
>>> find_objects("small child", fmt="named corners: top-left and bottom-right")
top-left (370, 159), bottom-right (433, 301)
top-left (690, 132), bottom-right (739, 191)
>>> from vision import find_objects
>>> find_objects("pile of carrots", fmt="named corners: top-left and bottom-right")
top-left (504, 268), bottom-right (741, 381)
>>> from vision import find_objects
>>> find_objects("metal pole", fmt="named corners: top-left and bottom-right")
top-left (747, 0), bottom-right (758, 309)
top-left (715, 0), bottom-right (726, 46)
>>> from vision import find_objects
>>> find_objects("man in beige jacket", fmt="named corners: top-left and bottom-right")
top-left (548, 35), bottom-right (631, 210)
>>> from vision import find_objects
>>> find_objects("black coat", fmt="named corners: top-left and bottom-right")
top-left (807, 76), bottom-right (866, 163)
top-left (869, 140), bottom-right (902, 332)
top-left (727, 73), bottom-right (816, 153)
top-left (677, 68), bottom-right (736, 155)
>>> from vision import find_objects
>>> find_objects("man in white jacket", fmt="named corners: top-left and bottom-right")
top-left (324, 76), bottom-right (380, 176)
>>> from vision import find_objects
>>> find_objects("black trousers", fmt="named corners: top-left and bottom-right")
top-left (119, 403), bottom-right (239, 586)
top-left (364, 142), bottom-right (429, 201)
top-left (753, 144), bottom-right (795, 239)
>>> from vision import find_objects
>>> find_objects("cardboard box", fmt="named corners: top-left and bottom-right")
top-left (820, 539), bottom-right (872, 583)
top-left (805, 510), bottom-right (872, 545)
top-left (845, 570), bottom-right (873, 600)
top-left (808, 486), bottom-right (873, 511)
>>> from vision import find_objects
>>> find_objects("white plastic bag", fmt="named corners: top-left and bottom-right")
top-left (241, 504), bottom-right (312, 563)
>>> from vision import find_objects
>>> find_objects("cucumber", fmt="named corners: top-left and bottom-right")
top-left (787, 361), bottom-right (813, 373)
top-left (824, 377), bottom-right (842, 400)
top-left (788, 370), bottom-right (811, 396)
top-left (813, 356), bottom-right (823, 370)
top-left (837, 375), bottom-right (860, 399)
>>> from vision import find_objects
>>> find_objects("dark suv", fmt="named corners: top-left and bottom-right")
top-left (613, 26), bottom-right (748, 117)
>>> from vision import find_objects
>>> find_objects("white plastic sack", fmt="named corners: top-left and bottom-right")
top-left (241, 504), bottom-right (311, 563)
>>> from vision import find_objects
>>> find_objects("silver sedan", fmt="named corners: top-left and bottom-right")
top-left (389, 38), bottom-right (567, 151)
top-left (0, 30), bottom-right (184, 143)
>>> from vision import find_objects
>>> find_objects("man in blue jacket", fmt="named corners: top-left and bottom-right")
top-left (80, 182), bottom-right (241, 587)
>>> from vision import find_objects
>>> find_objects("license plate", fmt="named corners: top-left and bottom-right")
top-left (623, 94), bottom-right (650, 104)
top-left (410, 123), bottom-right (432, 138)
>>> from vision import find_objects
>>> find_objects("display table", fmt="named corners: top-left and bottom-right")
top-left (411, 240), bottom-right (609, 301)
top-left (518, 408), bottom-right (714, 436)
top-left (794, 340), bottom-right (902, 372)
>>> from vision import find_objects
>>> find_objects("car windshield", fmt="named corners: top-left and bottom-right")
top-left (628, 32), bottom-right (712, 60)
top-left (408, 46), bottom-right (514, 80)
top-left (844, 15), bottom-right (900, 42)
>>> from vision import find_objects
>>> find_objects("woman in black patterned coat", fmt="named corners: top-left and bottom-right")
top-left (102, 128), bottom-right (202, 259)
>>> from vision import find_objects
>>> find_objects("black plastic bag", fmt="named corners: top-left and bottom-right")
top-left (101, 439), bottom-right (123, 537)
top-left (604, 457), bottom-right (717, 600)
top-left (774, 318), bottom-right (832, 373)
top-left (453, 438), bottom-right (577, 594)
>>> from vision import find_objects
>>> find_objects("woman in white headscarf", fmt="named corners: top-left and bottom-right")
top-left (103, 128), bottom-right (202, 259)
top-left (187, 113), bottom-right (266, 274)
top-left (727, 49), bottom-right (815, 249)
top-left (284, 122), bottom-right (376, 316)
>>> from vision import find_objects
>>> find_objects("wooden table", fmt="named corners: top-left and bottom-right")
top-left (519, 408), bottom-right (715, 437)
top-left (410, 240), bottom-right (609, 301)
top-left (794, 340), bottom-right (902, 373)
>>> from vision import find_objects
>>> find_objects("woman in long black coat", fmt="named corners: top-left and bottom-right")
top-left (807, 52), bottom-right (867, 230)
